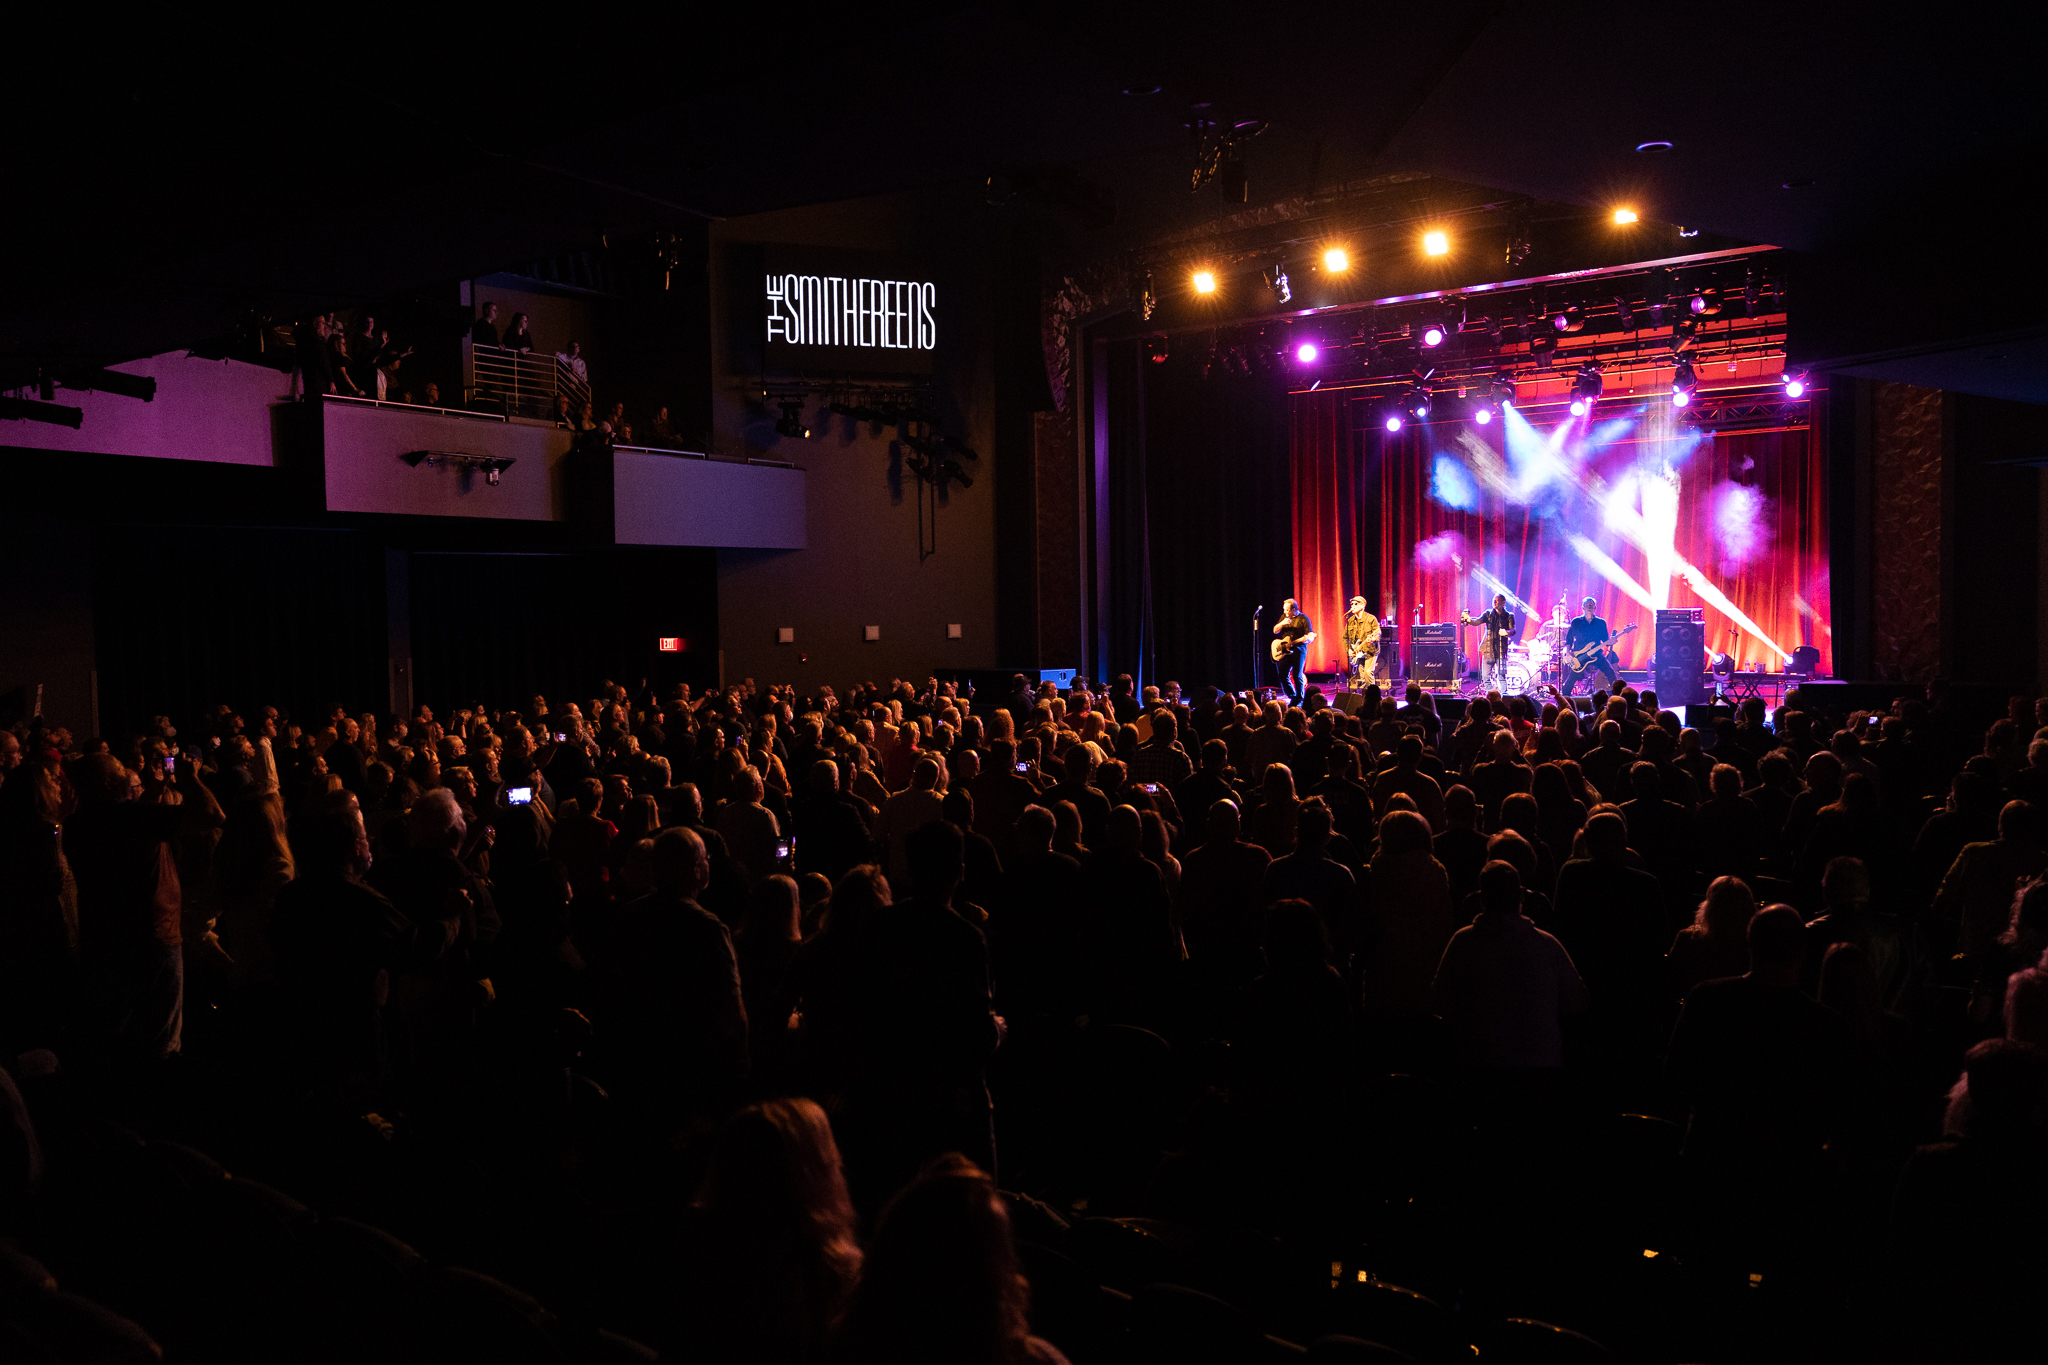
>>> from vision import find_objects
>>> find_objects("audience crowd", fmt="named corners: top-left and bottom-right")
top-left (2, 668), bottom-right (2045, 1362)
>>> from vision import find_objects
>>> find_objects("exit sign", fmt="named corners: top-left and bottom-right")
top-left (657, 638), bottom-right (684, 653)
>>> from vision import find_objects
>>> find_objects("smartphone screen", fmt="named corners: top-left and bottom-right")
top-left (1141, 782), bottom-right (1159, 794)
top-left (163, 754), bottom-right (178, 775)
top-left (1014, 762), bottom-right (1030, 775)
top-left (775, 838), bottom-right (793, 861)
top-left (554, 732), bottom-right (567, 743)
top-left (505, 786), bottom-right (533, 805)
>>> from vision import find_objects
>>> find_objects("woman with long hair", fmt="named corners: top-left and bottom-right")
top-left (832, 1153), bottom-right (1067, 1364)
top-left (1667, 875), bottom-right (1758, 998)
top-left (664, 1097), bottom-right (863, 1365)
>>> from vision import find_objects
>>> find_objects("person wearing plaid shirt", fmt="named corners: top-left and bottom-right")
top-left (1129, 711), bottom-right (1195, 790)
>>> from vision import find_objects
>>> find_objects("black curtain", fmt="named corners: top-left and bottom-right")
top-left (1104, 340), bottom-right (1291, 691)
top-left (91, 524), bottom-right (387, 737)
top-left (409, 546), bottom-right (716, 710)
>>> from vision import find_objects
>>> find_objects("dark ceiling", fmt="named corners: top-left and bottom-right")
top-left (5, 3), bottom-right (2041, 399)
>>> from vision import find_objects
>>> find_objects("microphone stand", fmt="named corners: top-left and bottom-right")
top-left (1251, 605), bottom-right (1264, 694)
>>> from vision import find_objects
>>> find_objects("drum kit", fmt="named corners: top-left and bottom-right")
top-left (1475, 618), bottom-right (1562, 696)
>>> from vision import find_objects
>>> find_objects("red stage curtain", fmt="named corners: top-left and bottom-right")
top-left (1289, 390), bottom-right (1831, 679)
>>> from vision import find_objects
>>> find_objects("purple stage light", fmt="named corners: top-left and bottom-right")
top-left (1297, 343), bottom-right (1318, 363)
top-left (1474, 407), bottom-right (1492, 424)
top-left (1420, 326), bottom-right (1446, 347)
top-left (1385, 414), bottom-right (1404, 432)
top-left (1570, 398), bottom-right (1588, 416)
top-left (1672, 388), bottom-right (1690, 407)
top-left (1782, 376), bottom-right (1805, 398)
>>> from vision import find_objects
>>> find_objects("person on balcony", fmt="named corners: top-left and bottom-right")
top-left (470, 301), bottom-right (501, 348)
top-left (503, 312), bottom-right (535, 353)
top-left (556, 339), bottom-right (587, 384)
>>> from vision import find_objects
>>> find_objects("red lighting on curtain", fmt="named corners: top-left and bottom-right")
top-left (1289, 393), bottom-right (1830, 679)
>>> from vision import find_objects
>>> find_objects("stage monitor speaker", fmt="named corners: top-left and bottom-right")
top-left (1411, 640), bottom-right (1459, 684)
top-left (1332, 690), bottom-right (1366, 716)
top-left (1787, 645), bottom-right (1820, 675)
top-left (1654, 618), bottom-right (1708, 706)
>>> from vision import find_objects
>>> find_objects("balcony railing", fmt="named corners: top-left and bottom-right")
top-left (464, 341), bottom-right (590, 420)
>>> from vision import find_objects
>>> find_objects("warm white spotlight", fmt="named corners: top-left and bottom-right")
top-left (1612, 208), bottom-right (1639, 225)
top-left (1422, 230), bottom-right (1449, 257)
top-left (1323, 247), bottom-right (1350, 272)
top-left (1192, 270), bottom-right (1217, 294)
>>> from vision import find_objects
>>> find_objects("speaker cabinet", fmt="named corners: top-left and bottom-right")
top-left (1654, 617), bottom-right (1708, 706)
top-left (1411, 640), bottom-right (1460, 684)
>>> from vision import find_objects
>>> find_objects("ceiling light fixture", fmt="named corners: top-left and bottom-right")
top-left (1672, 358), bottom-right (1698, 407)
top-left (1266, 264), bottom-right (1292, 305)
top-left (1192, 269), bottom-right (1217, 295)
top-left (1323, 247), bottom-right (1350, 272)
top-left (1612, 208), bottom-right (1639, 225)
top-left (1422, 230), bottom-right (1449, 257)
top-left (1569, 362), bottom-right (1604, 416)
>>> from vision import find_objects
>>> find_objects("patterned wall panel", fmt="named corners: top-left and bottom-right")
top-left (1870, 382), bottom-right (1944, 682)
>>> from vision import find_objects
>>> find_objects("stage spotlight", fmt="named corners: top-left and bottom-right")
top-left (1296, 342), bottom-right (1319, 363)
top-left (1612, 207), bottom-right (1639, 225)
top-left (1552, 305), bottom-right (1586, 334)
top-left (1689, 286), bottom-right (1721, 316)
top-left (1613, 294), bottom-right (1639, 331)
top-left (1489, 374), bottom-right (1517, 409)
top-left (1404, 383), bottom-right (1433, 420)
top-left (775, 400), bottom-right (811, 439)
top-left (1414, 311), bottom-right (1448, 347)
top-left (1569, 362), bottom-right (1604, 416)
top-left (1645, 269), bottom-right (1673, 326)
top-left (1422, 230), bottom-right (1449, 257)
top-left (0, 396), bottom-right (84, 428)
top-left (1672, 358), bottom-right (1697, 407)
top-left (1782, 372), bottom-right (1808, 398)
top-left (1384, 411), bottom-right (1404, 433)
top-left (1266, 264), bottom-right (1292, 305)
top-left (1323, 247), bottom-right (1350, 272)
top-left (1192, 269), bottom-right (1217, 294)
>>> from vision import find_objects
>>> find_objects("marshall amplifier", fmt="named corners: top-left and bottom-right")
top-left (1411, 640), bottom-right (1460, 684)
top-left (1411, 622), bottom-right (1458, 643)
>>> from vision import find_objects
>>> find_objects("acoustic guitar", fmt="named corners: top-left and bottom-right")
top-left (1563, 620), bottom-right (1638, 673)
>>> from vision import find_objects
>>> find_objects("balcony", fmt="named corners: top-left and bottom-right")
top-left (310, 397), bottom-right (804, 546)
top-left (463, 342), bottom-right (589, 420)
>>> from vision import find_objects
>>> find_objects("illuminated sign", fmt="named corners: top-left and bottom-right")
top-left (753, 246), bottom-right (937, 376)
top-left (657, 637), bottom-right (684, 653)
top-left (766, 274), bottom-right (936, 351)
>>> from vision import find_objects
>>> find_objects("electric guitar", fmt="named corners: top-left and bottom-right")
top-left (1271, 622), bottom-right (1317, 662)
top-left (1563, 621), bottom-right (1637, 673)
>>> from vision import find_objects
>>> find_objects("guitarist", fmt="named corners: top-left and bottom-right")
top-left (1564, 595), bottom-right (1620, 696)
top-left (1271, 598), bottom-right (1315, 704)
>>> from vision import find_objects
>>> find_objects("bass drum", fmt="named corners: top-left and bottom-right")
top-left (1502, 663), bottom-right (1532, 695)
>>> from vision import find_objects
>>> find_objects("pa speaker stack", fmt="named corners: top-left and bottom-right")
top-left (1654, 608), bottom-right (1708, 706)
